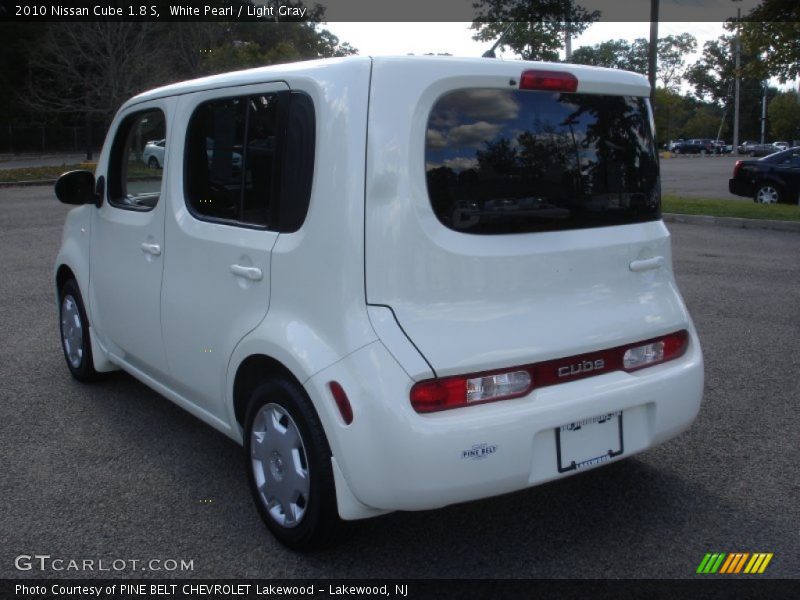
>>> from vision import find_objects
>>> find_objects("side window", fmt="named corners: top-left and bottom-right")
top-left (185, 97), bottom-right (247, 221)
top-left (108, 109), bottom-right (166, 211)
top-left (184, 91), bottom-right (315, 231)
top-left (279, 93), bottom-right (315, 233)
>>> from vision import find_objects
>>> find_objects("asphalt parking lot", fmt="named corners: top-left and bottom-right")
top-left (660, 155), bottom-right (741, 200)
top-left (1, 185), bottom-right (798, 579)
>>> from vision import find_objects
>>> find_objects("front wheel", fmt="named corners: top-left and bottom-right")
top-left (244, 379), bottom-right (341, 551)
top-left (147, 156), bottom-right (159, 169)
top-left (754, 183), bottom-right (782, 204)
top-left (59, 279), bottom-right (100, 382)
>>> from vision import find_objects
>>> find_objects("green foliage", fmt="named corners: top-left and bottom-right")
top-left (768, 93), bottom-right (800, 142)
top-left (686, 34), bottom-right (765, 106)
top-left (471, 0), bottom-right (598, 61)
top-left (683, 106), bottom-right (724, 139)
top-left (656, 33), bottom-right (697, 91)
top-left (569, 34), bottom-right (695, 89)
top-left (652, 88), bottom-right (692, 144)
top-left (5, 2), bottom-right (356, 127)
top-left (735, 0), bottom-right (800, 83)
top-left (569, 39), bottom-right (646, 72)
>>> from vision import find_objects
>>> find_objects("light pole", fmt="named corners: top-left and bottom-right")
top-left (648, 0), bottom-right (659, 106)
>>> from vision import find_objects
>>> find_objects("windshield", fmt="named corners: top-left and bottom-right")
top-left (426, 88), bottom-right (660, 234)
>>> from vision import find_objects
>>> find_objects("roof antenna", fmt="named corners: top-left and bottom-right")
top-left (482, 23), bottom-right (514, 58)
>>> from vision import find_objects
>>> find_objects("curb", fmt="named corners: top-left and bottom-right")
top-left (663, 213), bottom-right (800, 233)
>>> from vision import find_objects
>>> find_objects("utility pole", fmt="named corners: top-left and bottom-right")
top-left (648, 0), bottom-right (659, 106)
top-left (760, 80), bottom-right (767, 144)
top-left (565, 29), bottom-right (572, 60)
top-left (733, 8), bottom-right (741, 155)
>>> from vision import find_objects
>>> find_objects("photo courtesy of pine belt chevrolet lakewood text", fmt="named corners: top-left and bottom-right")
top-left (53, 56), bottom-right (704, 551)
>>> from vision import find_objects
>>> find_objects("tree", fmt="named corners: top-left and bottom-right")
top-left (735, 0), bottom-right (800, 83)
top-left (768, 93), bottom-right (800, 142)
top-left (652, 88), bottom-right (691, 144)
top-left (570, 34), bottom-right (695, 89)
top-left (471, 0), bottom-right (599, 61)
top-left (569, 39), bottom-right (646, 72)
top-left (682, 106), bottom-right (724, 139)
top-left (17, 2), bottom-right (356, 125)
top-left (655, 33), bottom-right (697, 91)
top-left (685, 34), bottom-right (774, 142)
top-left (26, 23), bottom-right (166, 122)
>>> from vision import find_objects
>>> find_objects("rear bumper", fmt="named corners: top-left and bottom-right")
top-left (729, 178), bottom-right (752, 198)
top-left (306, 333), bottom-right (703, 517)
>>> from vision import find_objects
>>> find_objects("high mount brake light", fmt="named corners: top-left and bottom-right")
top-left (410, 330), bottom-right (689, 413)
top-left (519, 70), bottom-right (578, 93)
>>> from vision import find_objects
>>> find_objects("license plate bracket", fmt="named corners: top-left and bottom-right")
top-left (555, 411), bottom-right (624, 473)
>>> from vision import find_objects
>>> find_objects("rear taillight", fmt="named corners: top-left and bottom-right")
top-left (732, 160), bottom-right (743, 179)
top-left (410, 330), bottom-right (689, 413)
top-left (410, 370), bottom-right (533, 413)
top-left (519, 70), bottom-right (578, 93)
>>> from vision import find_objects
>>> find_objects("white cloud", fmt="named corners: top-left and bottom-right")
top-left (447, 121), bottom-right (502, 147)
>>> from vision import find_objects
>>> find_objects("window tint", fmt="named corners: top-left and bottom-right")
top-left (185, 96), bottom-right (248, 222)
top-left (279, 93), bottom-right (315, 232)
top-left (108, 109), bottom-right (166, 211)
top-left (185, 91), bottom-right (314, 231)
top-left (426, 89), bottom-right (660, 234)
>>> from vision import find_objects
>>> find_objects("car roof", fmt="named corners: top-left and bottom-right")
top-left (120, 55), bottom-right (651, 110)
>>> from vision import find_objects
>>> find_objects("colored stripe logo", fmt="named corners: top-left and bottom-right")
top-left (696, 552), bottom-right (773, 574)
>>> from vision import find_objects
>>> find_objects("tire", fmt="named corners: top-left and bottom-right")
top-left (753, 183), bottom-right (783, 204)
top-left (148, 156), bottom-right (159, 169)
top-left (244, 379), bottom-right (341, 551)
top-left (748, 151), bottom-right (756, 157)
top-left (673, 148), bottom-right (681, 155)
top-left (59, 279), bottom-right (100, 382)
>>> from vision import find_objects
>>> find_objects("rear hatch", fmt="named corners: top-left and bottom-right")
top-left (365, 57), bottom-right (691, 378)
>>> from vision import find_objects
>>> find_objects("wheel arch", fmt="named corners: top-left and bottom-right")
top-left (232, 354), bottom-right (306, 429)
top-left (56, 263), bottom-right (77, 295)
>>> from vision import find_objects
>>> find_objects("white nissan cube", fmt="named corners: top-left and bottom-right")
top-left (54, 56), bottom-right (703, 550)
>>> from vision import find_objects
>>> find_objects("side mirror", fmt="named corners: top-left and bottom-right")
top-left (55, 170), bottom-right (98, 206)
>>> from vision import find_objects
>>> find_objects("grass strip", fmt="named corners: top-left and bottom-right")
top-left (662, 195), bottom-right (800, 222)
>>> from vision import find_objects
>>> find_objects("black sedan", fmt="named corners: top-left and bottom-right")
top-left (729, 147), bottom-right (800, 204)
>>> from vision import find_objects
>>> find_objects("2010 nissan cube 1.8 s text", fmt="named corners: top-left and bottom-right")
top-left (53, 56), bottom-right (704, 551)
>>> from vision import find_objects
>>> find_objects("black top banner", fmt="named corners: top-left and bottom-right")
top-left (2, 579), bottom-right (800, 600)
top-left (0, 0), bottom-right (792, 23)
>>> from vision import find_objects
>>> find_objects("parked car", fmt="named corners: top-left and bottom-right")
top-left (672, 138), bottom-right (716, 154)
top-left (772, 141), bottom-right (789, 151)
top-left (142, 138), bottom-right (165, 169)
top-left (737, 140), bottom-right (779, 157)
top-left (713, 140), bottom-right (732, 154)
top-left (729, 147), bottom-right (800, 204)
top-left (667, 139), bottom-right (684, 152)
top-left (52, 56), bottom-right (704, 550)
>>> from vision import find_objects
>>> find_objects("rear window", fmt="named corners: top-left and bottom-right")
top-left (425, 88), bottom-right (660, 234)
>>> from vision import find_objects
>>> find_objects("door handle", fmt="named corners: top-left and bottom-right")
top-left (629, 256), bottom-right (664, 272)
top-left (230, 264), bottom-right (263, 281)
top-left (140, 242), bottom-right (161, 256)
